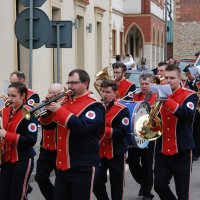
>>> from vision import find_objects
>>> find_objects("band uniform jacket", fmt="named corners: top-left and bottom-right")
top-left (40, 92), bottom-right (105, 171)
top-left (39, 119), bottom-right (57, 151)
top-left (184, 79), bottom-right (198, 92)
top-left (99, 100), bottom-right (129, 159)
top-left (133, 92), bottom-right (157, 106)
top-left (118, 79), bottom-right (136, 98)
top-left (1, 105), bottom-right (38, 163)
top-left (156, 87), bottom-right (198, 156)
top-left (27, 88), bottom-right (40, 107)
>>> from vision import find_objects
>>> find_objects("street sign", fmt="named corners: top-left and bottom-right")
top-left (15, 8), bottom-right (51, 49)
top-left (19, 0), bottom-right (47, 7)
top-left (45, 21), bottom-right (73, 48)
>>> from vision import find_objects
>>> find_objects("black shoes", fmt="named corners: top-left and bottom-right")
top-left (138, 188), bottom-right (154, 199)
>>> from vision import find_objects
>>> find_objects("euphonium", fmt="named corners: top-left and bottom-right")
top-left (135, 100), bottom-right (163, 141)
top-left (94, 67), bottom-right (112, 95)
top-left (151, 75), bottom-right (165, 85)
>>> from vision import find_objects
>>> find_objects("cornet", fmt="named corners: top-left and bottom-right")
top-left (22, 90), bottom-right (72, 120)
top-left (0, 98), bottom-right (11, 112)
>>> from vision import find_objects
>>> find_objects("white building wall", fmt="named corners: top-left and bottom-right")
top-left (123, 0), bottom-right (141, 14)
top-left (151, 2), bottom-right (164, 20)
top-left (112, 0), bottom-right (141, 14)
top-left (0, 0), bottom-right (111, 99)
top-left (112, 13), bottom-right (124, 56)
top-left (0, 0), bottom-right (17, 94)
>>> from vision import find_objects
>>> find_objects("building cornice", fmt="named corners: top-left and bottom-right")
top-left (112, 9), bottom-right (124, 17)
top-left (124, 13), bottom-right (165, 23)
top-left (74, 0), bottom-right (90, 7)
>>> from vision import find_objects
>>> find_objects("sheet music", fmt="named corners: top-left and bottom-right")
top-left (150, 84), bottom-right (172, 99)
top-left (189, 65), bottom-right (200, 78)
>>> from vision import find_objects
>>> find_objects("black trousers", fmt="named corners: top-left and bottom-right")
top-left (53, 166), bottom-right (96, 200)
top-left (127, 142), bottom-right (154, 196)
top-left (0, 158), bottom-right (34, 200)
top-left (193, 112), bottom-right (200, 157)
top-left (154, 150), bottom-right (192, 200)
top-left (93, 154), bottom-right (125, 200)
top-left (35, 148), bottom-right (57, 200)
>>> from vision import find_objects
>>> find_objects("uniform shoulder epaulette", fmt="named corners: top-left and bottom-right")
top-left (182, 87), bottom-right (195, 94)
top-left (125, 79), bottom-right (134, 85)
top-left (27, 88), bottom-right (37, 94)
top-left (88, 93), bottom-right (101, 102)
top-left (114, 101), bottom-right (127, 109)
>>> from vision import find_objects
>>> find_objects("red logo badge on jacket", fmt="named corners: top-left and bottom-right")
top-left (85, 111), bottom-right (96, 119)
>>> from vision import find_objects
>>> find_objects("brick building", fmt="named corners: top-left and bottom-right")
top-left (113, 0), bottom-right (165, 68)
top-left (174, 0), bottom-right (200, 60)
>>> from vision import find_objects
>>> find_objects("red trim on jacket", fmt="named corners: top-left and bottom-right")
top-left (2, 107), bottom-right (24, 163)
top-left (161, 87), bottom-right (194, 155)
top-left (99, 102), bottom-right (125, 159)
top-left (118, 79), bottom-right (134, 98)
top-left (42, 128), bottom-right (57, 150)
top-left (53, 92), bottom-right (98, 170)
top-left (133, 92), bottom-right (157, 106)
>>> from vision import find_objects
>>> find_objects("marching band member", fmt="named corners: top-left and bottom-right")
top-left (10, 71), bottom-right (40, 107)
top-left (113, 63), bottom-right (136, 99)
top-left (157, 62), bottom-right (168, 83)
top-left (154, 65), bottom-right (198, 200)
top-left (183, 65), bottom-right (200, 161)
top-left (44, 69), bottom-right (105, 200)
top-left (127, 73), bottom-right (156, 200)
top-left (35, 83), bottom-right (65, 200)
top-left (0, 82), bottom-right (38, 200)
top-left (93, 80), bottom-right (129, 200)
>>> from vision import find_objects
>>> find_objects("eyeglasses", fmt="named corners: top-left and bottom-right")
top-left (66, 81), bottom-right (82, 85)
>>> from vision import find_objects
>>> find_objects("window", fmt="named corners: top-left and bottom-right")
top-left (120, 32), bottom-right (124, 55)
top-left (112, 29), bottom-right (116, 56)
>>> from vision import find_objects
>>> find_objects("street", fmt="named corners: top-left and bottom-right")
top-left (28, 130), bottom-right (200, 200)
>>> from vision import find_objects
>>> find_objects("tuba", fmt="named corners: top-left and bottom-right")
top-left (94, 67), bottom-right (112, 95)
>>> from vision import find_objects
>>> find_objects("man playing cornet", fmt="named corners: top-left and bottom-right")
top-left (43, 69), bottom-right (105, 200)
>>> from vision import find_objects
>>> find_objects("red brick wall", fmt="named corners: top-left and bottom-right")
top-left (141, 0), bottom-right (151, 14)
top-left (124, 15), bottom-right (165, 43)
top-left (176, 0), bottom-right (200, 22)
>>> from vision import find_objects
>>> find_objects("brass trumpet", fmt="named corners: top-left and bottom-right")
top-left (22, 89), bottom-right (72, 120)
top-left (0, 98), bottom-right (11, 112)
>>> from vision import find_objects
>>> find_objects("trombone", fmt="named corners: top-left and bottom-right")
top-left (22, 89), bottom-right (71, 120)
